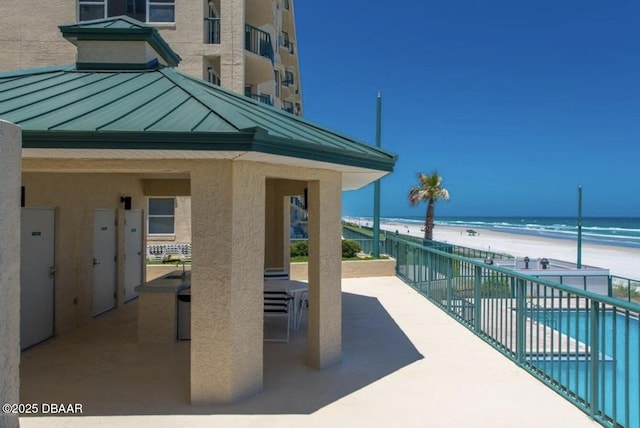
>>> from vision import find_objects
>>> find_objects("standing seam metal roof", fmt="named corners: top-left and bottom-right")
top-left (0, 65), bottom-right (396, 171)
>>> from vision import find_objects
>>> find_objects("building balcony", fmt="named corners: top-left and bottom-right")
top-left (283, 39), bottom-right (294, 55)
top-left (246, 92), bottom-right (273, 106)
top-left (204, 17), bottom-right (221, 44)
top-left (281, 32), bottom-right (295, 55)
top-left (245, 24), bottom-right (274, 63)
top-left (282, 71), bottom-right (294, 87)
top-left (282, 100), bottom-right (294, 113)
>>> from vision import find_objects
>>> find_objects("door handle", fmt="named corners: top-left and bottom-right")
top-left (48, 266), bottom-right (56, 278)
top-left (93, 258), bottom-right (101, 267)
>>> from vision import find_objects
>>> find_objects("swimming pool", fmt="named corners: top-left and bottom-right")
top-left (532, 309), bottom-right (639, 427)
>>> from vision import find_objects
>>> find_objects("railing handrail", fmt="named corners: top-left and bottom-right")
top-left (389, 234), bottom-right (640, 312)
top-left (245, 24), bottom-right (274, 62)
top-left (386, 233), bottom-right (640, 426)
top-left (204, 17), bottom-right (220, 44)
top-left (245, 92), bottom-right (273, 106)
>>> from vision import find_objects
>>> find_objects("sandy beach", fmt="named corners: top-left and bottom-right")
top-left (372, 220), bottom-right (640, 280)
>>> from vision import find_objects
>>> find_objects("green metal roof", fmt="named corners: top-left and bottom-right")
top-left (59, 16), bottom-right (181, 68)
top-left (0, 65), bottom-right (396, 172)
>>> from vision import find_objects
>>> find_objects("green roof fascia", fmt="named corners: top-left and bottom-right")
top-left (22, 130), bottom-right (255, 151)
top-left (251, 131), bottom-right (396, 172)
top-left (22, 129), bottom-right (396, 172)
top-left (59, 17), bottom-right (181, 67)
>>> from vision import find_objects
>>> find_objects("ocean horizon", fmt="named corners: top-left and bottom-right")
top-left (344, 215), bottom-right (640, 250)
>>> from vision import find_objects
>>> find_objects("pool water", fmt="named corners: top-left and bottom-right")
top-left (531, 310), bottom-right (639, 427)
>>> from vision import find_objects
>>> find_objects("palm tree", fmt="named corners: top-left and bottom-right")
top-left (408, 171), bottom-right (450, 241)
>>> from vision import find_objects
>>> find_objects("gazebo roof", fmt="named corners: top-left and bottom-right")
top-left (0, 18), bottom-right (396, 189)
top-left (58, 15), bottom-right (182, 68)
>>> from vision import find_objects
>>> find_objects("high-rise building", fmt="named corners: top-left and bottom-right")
top-left (0, 0), bottom-right (306, 247)
top-left (0, 0), bottom-right (303, 115)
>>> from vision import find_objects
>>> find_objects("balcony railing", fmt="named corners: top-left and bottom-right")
top-left (245, 92), bottom-right (273, 106)
top-left (282, 71), bottom-right (294, 87)
top-left (245, 24), bottom-right (274, 63)
top-left (281, 32), bottom-right (295, 55)
top-left (284, 40), bottom-right (294, 55)
top-left (383, 233), bottom-right (640, 428)
top-left (205, 17), bottom-right (220, 44)
top-left (282, 100), bottom-right (294, 113)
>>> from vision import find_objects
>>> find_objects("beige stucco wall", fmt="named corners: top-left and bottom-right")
top-left (0, 121), bottom-right (21, 428)
top-left (290, 258), bottom-right (397, 280)
top-left (264, 179), bottom-right (306, 270)
top-left (190, 160), bottom-right (266, 404)
top-left (0, 0), bottom-right (76, 71)
top-left (22, 157), bottom-right (344, 404)
top-left (0, 0), bottom-right (302, 111)
top-left (307, 176), bottom-right (342, 369)
top-left (137, 292), bottom-right (178, 343)
top-left (21, 171), bottom-right (147, 334)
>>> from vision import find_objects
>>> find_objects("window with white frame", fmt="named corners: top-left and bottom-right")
top-left (148, 197), bottom-right (175, 235)
top-left (79, 0), bottom-right (106, 21)
top-left (78, 0), bottom-right (175, 23)
top-left (148, 0), bottom-right (175, 23)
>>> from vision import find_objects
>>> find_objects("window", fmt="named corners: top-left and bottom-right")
top-left (148, 198), bottom-right (175, 235)
top-left (79, 0), bottom-right (106, 20)
top-left (282, 70), bottom-right (294, 87)
top-left (148, 0), bottom-right (175, 23)
top-left (78, 0), bottom-right (175, 23)
top-left (274, 70), bottom-right (280, 98)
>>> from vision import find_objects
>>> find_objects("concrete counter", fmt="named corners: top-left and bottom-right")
top-left (136, 270), bottom-right (190, 343)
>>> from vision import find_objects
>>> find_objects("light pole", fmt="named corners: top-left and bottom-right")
top-left (577, 185), bottom-right (583, 268)
top-left (372, 92), bottom-right (382, 257)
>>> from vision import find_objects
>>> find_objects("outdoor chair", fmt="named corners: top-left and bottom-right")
top-left (264, 267), bottom-right (289, 281)
top-left (295, 290), bottom-right (308, 331)
top-left (264, 290), bottom-right (293, 342)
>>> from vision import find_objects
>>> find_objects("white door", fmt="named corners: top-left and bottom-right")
top-left (124, 210), bottom-right (143, 302)
top-left (93, 209), bottom-right (116, 316)
top-left (21, 208), bottom-right (55, 349)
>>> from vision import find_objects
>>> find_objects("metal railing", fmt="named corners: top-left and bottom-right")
top-left (282, 70), bottom-right (294, 86)
top-left (245, 24), bottom-right (274, 63)
top-left (245, 92), bottom-right (273, 106)
top-left (283, 39), bottom-right (294, 54)
top-left (384, 234), bottom-right (640, 428)
top-left (282, 100), bottom-right (294, 113)
top-left (341, 224), bottom-right (512, 261)
top-left (204, 17), bottom-right (220, 44)
top-left (147, 243), bottom-right (192, 263)
top-left (611, 275), bottom-right (640, 304)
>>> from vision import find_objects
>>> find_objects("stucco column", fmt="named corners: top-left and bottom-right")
top-left (190, 161), bottom-right (265, 404)
top-left (307, 174), bottom-right (342, 368)
top-left (220, 0), bottom-right (245, 93)
top-left (281, 196), bottom-right (291, 269)
top-left (0, 120), bottom-right (21, 428)
top-left (264, 182), bottom-right (285, 269)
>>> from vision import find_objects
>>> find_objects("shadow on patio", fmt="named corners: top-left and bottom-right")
top-left (20, 290), bottom-right (423, 417)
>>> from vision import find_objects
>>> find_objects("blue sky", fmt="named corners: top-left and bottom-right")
top-left (294, 0), bottom-right (640, 218)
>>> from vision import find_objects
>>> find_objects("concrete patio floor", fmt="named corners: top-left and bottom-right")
top-left (19, 276), bottom-right (598, 428)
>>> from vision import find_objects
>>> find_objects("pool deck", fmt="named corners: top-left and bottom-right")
top-left (18, 276), bottom-right (599, 428)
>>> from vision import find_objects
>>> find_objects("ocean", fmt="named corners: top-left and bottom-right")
top-left (347, 216), bottom-right (640, 249)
